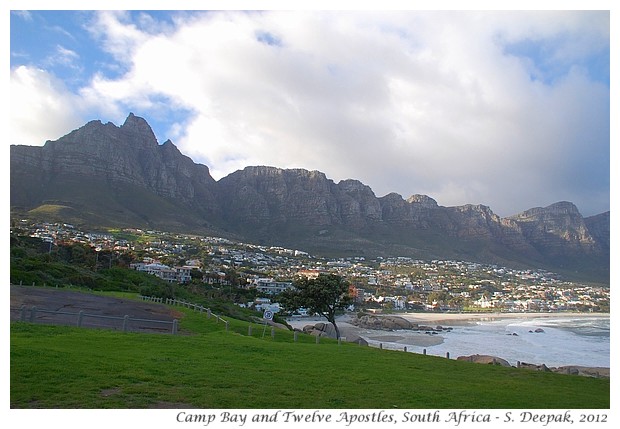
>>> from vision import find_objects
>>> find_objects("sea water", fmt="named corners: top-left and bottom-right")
top-left (367, 316), bottom-right (610, 368)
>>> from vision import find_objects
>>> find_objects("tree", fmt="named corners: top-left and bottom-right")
top-left (280, 273), bottom-right (352, 339)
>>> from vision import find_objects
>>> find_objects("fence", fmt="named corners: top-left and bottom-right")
top-left (13, 305), bottom-right (179, 335)
top-left (143, 295), bottom-right (454, 356)
top-left (139, 295), bottom-right (230, 331)
top-left (12, 287), bottom-right (453, 358)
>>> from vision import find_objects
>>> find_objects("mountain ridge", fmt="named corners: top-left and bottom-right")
top-left (10, 113), bottom-right (609, 282)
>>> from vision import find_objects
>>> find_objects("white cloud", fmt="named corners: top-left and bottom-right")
top-left (46, 45), bottom-right (81, 70)
top-left (10, 66), bottom-right (85, 146)
top-left (12, 10), bottom-right (32, 22)
top-left (10, 10), bottom-right (610, 217)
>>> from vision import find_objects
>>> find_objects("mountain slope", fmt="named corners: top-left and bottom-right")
top-left (11, 114), bottom-right (222, 231)
top-left (10, 114), bottom-right (609, 281)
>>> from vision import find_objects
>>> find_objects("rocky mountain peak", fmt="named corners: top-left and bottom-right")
top-left (547, 201), bottom-right (580, 215)
top-left (338, 179), bottom-right (374, 193)
top-left (507, 201), bottom-right (598, 256)
top-left (511, 201), bottom-right (580, 220)
top-left (407, 194), bottom-right (439, 208)
top-left (120, 113), bottom-right (159, 148)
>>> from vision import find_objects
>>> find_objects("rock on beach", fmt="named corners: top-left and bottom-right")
top-left (348, 314), bottom-right (453, 333)
top-left (457, 357), bottom-right (610, 378)
top-left (299, 322), bottom-right (369, 345)
top-left (456, 354), bottom-right (511, 367)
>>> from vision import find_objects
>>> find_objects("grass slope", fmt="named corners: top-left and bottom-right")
top-left (10, 303), bottom-right (609, 409)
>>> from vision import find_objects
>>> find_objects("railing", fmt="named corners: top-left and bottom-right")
top-left (140, 295), bottom-right (229, 330)
top-left (11, 286), bottom-right (451, 356)
top-left (13, 305), bottom-right (179, 335)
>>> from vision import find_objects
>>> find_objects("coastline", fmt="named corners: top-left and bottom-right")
top-left (394, 311), bottom-right (610, 326)
top-left (287, 312), bottom-right (610, 370)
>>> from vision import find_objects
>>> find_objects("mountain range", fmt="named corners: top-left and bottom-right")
top-left (10, 113), bottom-right (610, 282)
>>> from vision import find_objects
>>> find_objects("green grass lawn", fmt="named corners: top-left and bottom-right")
top-left (10, 305), bottom-right (609, 409)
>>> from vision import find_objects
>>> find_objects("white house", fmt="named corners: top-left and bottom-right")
top-left (251, 278), bottom-right (294, 295)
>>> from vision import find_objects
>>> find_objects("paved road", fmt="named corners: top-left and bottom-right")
top-left (10, 285), bottom-right (182, 333)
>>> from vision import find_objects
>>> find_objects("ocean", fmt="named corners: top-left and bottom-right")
top-left (363, 315), bottom-right (610, 368)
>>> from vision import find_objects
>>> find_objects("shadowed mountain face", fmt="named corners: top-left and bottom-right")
top-left (11, 114), bottom-right (609, 282)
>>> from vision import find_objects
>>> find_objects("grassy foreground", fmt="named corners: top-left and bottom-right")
top-left (11, 306), bottom-right (609, 409)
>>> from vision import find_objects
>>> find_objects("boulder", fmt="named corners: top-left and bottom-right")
top-left (457, 354), bottom-right (511, 367)
top-left (554, 366), bottom-right (581, 376)
top-left (518, 362), bottom-right (551, 372)
top-left (349, 314), bottom-right (414, 331)
top-left (347, 335), bottom-right (369, 346)
top-left (302, 324), bottom-right (316, 333)
top-left (381, 319), bottom-right (399, 330)
top-left (321, 323), bottom-right (337, 337)
top-left (391, 317), bottom-right (413, 329)
top-left (552, 366), bottom-right (609, 378)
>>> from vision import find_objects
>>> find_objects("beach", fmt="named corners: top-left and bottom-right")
top-left (287, 312), bottom-right (610, 368)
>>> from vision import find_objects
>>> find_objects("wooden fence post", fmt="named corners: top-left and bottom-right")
top-left (172, 319), bottom-right (178, 335)
top-left (77, 310), bottom-right (84, 327)
top-left (248, 325), bottom-right (253, 336)
top-left (423, 349), bottom-right (427, 355)
top-left (122, 315), bottom-right (129, 332)
top-left (446, 352), bottom-right (450, 359)
top-left (225, 321), bottom-right (229, 332)
top-left (30, 306), bottom-right (37, 323)
top-left (294, 331), bottom-right (298, 342)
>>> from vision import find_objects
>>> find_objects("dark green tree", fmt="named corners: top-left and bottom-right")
top-left (280, 273), bottom-right (352, 339)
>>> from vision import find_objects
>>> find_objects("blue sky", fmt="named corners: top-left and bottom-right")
top-left (9, 8), bottom-right (611, 217)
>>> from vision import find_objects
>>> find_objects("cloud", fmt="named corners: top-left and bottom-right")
top-left (10, 10), bottom-right (610, 217)
top-left (47, 45), bottom-right (81, 69)
top-left (12, 10), bottom-right (32, 22)
top-left (10, 66), bottom-right (86, 145)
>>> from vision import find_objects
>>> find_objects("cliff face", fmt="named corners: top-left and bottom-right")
top-left (507, 202), bottom-right (600, 256)
top-left (584, 211), bottom-right (610, 252)
top-left (217, 168), bottom-right (383, 232)
top-left (11, 113), bottom-right (221, 228)
top-left (10, 114), bottom-right (609, 280)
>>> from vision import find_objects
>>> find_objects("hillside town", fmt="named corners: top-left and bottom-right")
top-left (15, 220), bottom-right (610, 315)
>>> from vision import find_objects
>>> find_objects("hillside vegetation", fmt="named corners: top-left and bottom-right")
top-left (9, 234), bottom-right (263, 322)
top-left (9, 234), bottom-right (610, 409)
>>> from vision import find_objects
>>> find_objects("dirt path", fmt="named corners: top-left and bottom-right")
top-left (10, 285), bottom-right (183, 333)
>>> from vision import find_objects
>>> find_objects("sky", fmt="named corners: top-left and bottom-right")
top-left (8, 5), bottom-right (612, 218)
